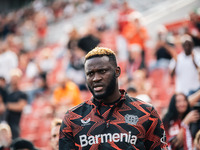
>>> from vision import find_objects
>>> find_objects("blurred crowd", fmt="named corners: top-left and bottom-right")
top-left (0, 0), bottom-right (200, 149)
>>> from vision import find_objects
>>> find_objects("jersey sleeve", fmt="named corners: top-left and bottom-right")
top-left (59, 111), bottom-right (76, 149)
top-left (145, 106), bottom-right (168, 150)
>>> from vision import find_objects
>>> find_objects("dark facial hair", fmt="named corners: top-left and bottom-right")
top-left (88, 72), bottom-right (116, 100)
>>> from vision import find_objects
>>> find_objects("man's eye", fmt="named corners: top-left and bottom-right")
top-left (100, 70), bottom-right (106, 73)
top-left (88, 72), bottom-right (94, 76)
top-left (53, 134), bottom-right (57, 138)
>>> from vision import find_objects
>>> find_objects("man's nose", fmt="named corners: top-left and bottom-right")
top-left (93, 73), bottom-right (102, 82)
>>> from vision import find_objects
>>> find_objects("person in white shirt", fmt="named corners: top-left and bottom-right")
top-left (169, 34), bottom-right (200, 95)
top-left (0, 41), bottom-right (18, 82)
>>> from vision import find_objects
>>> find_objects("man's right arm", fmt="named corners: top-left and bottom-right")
top-left (59, 112), bottom-right (76, 149)
top-left (169, 58), bottom-right (176, 77)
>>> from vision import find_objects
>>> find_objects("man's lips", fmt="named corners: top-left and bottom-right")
top-left (93, 84), bottom-right (104, 92)
top-left (94, 86), bottom-right (103, 91)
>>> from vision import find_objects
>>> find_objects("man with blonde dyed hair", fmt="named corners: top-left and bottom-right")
top-left (0, 122), bottom-right (12, 149)
top-left (59, 47), bottom-right (168, 149)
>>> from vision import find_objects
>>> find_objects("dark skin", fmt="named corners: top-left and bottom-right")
top-left (171, 39), bottom-right (198, 76)
top-left (85, 56), bottom-right (121, 103)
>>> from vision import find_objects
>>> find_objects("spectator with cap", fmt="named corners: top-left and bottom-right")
top-left (169, 34), bottom-right (200, 95)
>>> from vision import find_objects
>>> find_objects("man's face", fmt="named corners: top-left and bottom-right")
top-left (85, 56), bottom-right (117, 100)
top-left (51, 126), bottom-right (60, 150)
top-left (183, 40), bottom-right (193, 55)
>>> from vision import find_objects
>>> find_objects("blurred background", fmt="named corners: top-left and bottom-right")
top-left (0, 0), bottom-right (200, 149)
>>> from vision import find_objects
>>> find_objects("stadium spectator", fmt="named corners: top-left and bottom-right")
top-left (126, 44), bottom-right (145, 79)
top-left (6, 68), bottom-right (27, 139)
top-left (169, 34), bottom-right (200, 95)
top-left (149, 25), bottom-right (176, 71)
top-left (50, 118), bottom-right (62, 150)
top-left (122, 11), bottom-right (149, 68)
top-left (67, 27), bottom-right (80, 52)
top-left (117, 1), bottom-right (134, 33)
top-left (0, 122), bottom-right (12, 149)
top-left (163, 93), bottom-right (200, 150)
top-left (53, 73), bottom-right (82, 108)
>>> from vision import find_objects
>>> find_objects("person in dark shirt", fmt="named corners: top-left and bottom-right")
top-left (0, 77), bottom-right (7, 122)
top-left (59, 47), bottom-right (168, 149)
top-left (5, 69), bottom-right (27, 139)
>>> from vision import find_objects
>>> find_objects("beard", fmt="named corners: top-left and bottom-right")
top-left (88, 72), bottom-right (117, 100)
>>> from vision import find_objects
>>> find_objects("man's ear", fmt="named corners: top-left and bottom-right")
top-left (115, 66), bottom-right (121, 78)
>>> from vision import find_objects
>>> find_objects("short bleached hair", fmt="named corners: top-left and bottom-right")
top-left (84, 47), bottom-right (117, 66)
top-left (0, 122), bottom-right (11, 133)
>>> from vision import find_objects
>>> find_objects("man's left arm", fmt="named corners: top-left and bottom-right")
top-left (145, 107), bottom-right (168, 150)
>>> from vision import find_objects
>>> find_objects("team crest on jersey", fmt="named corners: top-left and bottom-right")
top-left (125, 114), bottom-right (138, 125)
top-left (81, 118), bottom-right (91, 126)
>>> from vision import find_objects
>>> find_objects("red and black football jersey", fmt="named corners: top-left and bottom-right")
top-left (59, 90), bottom-right (168, 150)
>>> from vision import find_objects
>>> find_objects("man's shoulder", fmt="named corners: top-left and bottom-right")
top-left (67, 99), bottom-right (94, 114)
top-left (125, 95), bottom-right (153, 111)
